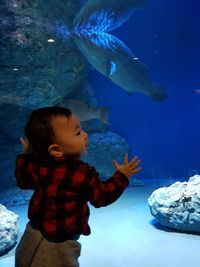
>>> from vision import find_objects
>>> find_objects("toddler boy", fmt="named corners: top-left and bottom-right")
top-left (15, 106), bottom-right (141, 267)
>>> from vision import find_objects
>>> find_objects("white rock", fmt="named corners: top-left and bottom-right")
top-left (0, 204), bottom-right (19, 255)
top-left (148, 175), bottom-right (200, 234)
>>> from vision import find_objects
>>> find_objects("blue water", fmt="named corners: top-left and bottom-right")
top-left (91, 0), bottom-right (200, 179)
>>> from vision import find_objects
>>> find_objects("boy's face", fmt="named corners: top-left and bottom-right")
top-left (49, 113), bottom-right (88, 158)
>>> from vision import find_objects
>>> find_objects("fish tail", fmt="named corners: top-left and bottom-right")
top-left (150, 85), bottom-right (167, 101)
top-left (73, 0), bottom-right (146, 34)
top-left (30, 18), bottom-right (72, 42)
top-left (54, 20), bottom-right (71, 40)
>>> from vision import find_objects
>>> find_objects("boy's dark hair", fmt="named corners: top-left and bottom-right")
top-left (25, 106), bottom-right (72, 161)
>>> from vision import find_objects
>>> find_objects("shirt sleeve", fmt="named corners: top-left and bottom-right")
top-left (15, 154), bottom-right (38, 190)
top-left (83, 165), bottom-right (129, 208)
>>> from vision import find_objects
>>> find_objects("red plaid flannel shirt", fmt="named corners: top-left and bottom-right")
top-left (15, 154), bottom-right (129, 241)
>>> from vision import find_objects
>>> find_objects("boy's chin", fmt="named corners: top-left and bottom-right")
top-left (82, 147), bottom-right (88, 156)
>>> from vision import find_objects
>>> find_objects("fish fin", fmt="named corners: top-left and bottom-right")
top-left (110, 61), bottom-right (117, 75)
top-left (150, 85), bottom-right (167, 101)
top-left (100, 107), bottom-right (110, 125)
top-left (106, 60), bottom-right (117, 78)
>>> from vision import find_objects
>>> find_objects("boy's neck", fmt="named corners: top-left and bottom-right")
top-left (54, 154), bottom-right (81, 161)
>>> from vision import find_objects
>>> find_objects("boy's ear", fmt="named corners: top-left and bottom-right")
top-left (48, 144), bottom-right (64, 158)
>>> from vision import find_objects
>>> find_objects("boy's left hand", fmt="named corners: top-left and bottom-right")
top-left (112, 153), bottom-right (142, 179)
top-left (20, 137), bottom-right (31, 153)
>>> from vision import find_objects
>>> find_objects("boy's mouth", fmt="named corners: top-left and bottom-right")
top-left (86, 139), bottom-right (89, 147)
top-left (84, 141), bottom-right (88, 153)
top-left (85, 142), bottom-right (88, 150)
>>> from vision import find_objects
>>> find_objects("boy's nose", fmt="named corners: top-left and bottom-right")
top-left (83, 131), bottom-right (88, 140)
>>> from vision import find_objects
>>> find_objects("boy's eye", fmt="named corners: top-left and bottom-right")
top-left (76, 131), bottom-right (81, 135)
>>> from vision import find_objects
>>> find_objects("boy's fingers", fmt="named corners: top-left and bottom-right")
top-left (128, 156), bottom-right (138, 165)
top-left (112, 160), bottom-right (119, 169)
top-left (20, 137), bottom-right (26, 144)
top-left (20, 137), bottom-right (29, 148)
top-left (133, 160), bottom-right (141, 168)
top-left (129, 157), bottom-right (141, 167)
top-left (133, 166), bottom-right (142, 173)
top-left (123, 153), bottom-right (128, 165)
top-left (130, 162), bottom-right (141, 170)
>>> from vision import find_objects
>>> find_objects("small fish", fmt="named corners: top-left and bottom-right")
top-left (195, 89), bottom-right (200, 95)
top-left (58, 99), bottom-right (110, 124)
top-left (0, 95), bottom-right (22, 106)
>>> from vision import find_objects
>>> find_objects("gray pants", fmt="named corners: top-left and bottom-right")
top-left (15, 222), bottom-right (81, 267)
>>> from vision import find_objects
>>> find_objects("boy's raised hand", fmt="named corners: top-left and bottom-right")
top-left (112, 153), bottom-right (142, 179)
top-left (20, 137), bottom-right (31, 153)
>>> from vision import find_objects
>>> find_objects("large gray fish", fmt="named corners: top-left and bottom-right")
top-left (62, 0), bottom-right (166, 101)
top-left (75, 32), bottom-right (166, 100)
